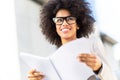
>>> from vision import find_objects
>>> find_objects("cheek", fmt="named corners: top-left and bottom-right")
top-left (73, 24), bottom-right (78, 31)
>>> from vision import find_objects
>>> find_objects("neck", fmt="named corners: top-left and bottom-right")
top-left (61, 37), bottom-right (77, 45)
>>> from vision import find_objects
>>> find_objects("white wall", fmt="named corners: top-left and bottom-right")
top-left (95, 0), bottom-right (120, 79)
top-left (0, 0), bottom-right (21, 80)
top-left (15, 0), bottom-right (56, 79)
top-left (15, 0), bottom-right (56, 57)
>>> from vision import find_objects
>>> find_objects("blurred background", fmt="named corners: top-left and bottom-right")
top-left (1, 0), bottom-right (119, 80)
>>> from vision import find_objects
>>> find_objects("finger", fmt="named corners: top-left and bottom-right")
top-left (34, 73), bottom-right (45, 79)
top-left (28, 69), bottom-right (36, 74)
top-left (78, 54), bottom-right (96, 62)
top-left (29, 77), bottom-right (39, 80)
top-left (33, 72), bottom-right (43, 76)
top-left (28, 75), bottom-right (44, 78)
top-left (78, 54), bottom-right (90, 60)
top-left (28, 75), bottom-right (45, 80)
top-left (79, 57), bottom-right (86, 62)
top-left (28, 72), bottom-right (45, 78)
top-left (80, 54), bottom-right (96, 58)
top-left (77, 54), bottom-right (88, 62)
top-left (28, 77), bottom-right (36, 80)
top-left (79, 53), bottom-right (88, 57)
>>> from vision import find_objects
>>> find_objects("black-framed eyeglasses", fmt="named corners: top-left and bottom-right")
top-left (53, 16), bottom-right (76, 25)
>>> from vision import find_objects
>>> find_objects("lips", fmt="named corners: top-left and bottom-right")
top-left (61, 28), bottom-right (71, 33)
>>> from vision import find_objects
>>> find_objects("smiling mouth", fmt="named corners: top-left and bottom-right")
top-left (61, 28), bottom-right (71, 33)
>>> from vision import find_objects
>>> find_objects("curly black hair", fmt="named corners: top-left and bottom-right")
top-left (40, 0), bottom-right (95, 47)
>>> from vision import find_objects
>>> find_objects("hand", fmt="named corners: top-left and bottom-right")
top-left (78, 53), bottom-right (102, 71)
top-left (28, 69), bottom-right (45, 80)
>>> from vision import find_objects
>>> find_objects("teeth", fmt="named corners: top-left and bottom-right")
top-left (62, 29), bottom-right (69, 31)
top-left (61, 28), bottom-right (69, 32)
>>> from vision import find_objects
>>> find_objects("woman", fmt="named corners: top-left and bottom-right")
top-left (28, 0), bottom-right (117, 80)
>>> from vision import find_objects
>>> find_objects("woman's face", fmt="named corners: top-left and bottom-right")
top-left (54, 9), bottom-right (79, 44)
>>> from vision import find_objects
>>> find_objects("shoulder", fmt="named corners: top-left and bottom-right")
top-left (77, 34), bottom-right (100, 43)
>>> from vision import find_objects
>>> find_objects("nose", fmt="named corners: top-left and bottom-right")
top-left (62, 20), bottom-right (69, 26)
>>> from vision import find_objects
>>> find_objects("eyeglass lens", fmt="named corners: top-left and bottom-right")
top-left (53, 16), bottom-right (76, 25)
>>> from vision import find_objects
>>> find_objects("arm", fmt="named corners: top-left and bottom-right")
top-left (78, 36), bottom-right (117, 80)
top-left (97, 61), bottom-right (117, 80)
top-left (92, 36), bottom-right (117, 80)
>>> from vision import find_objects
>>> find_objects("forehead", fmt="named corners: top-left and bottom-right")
top-left (56, 9), bottom-right (71, 17)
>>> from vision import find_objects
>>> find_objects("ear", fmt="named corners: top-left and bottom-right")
top-left (77, 26), bottom-right (80, 30)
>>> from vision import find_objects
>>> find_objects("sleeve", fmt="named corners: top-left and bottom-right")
top-left (91, 36), bottom-right (117, 80)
